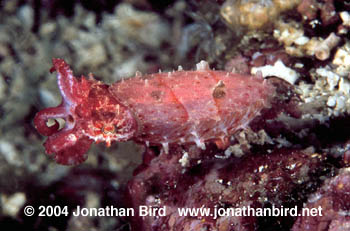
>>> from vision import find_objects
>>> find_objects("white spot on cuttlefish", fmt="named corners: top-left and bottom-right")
top-left (196, 60), bottom-right (210, 71)
top-left (135, 71), bottom-right (142, 77)
top-left (179, 151), bottom-right (189, 167)
top-left (161, 142), bottom-right (169, 154)
top-left (191, 131), bottom-right (206, 150)
top-left (68, 134), bottom-right (77, 142)
top-left (116, 104), bottom-right (120, 115)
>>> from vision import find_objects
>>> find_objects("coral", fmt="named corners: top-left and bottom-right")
top-left (298, 67), bottom-right (350, 117)
top-left (340, 11), bottom-right (350, 27)
top-left (319, 0), bottom-right (339, 26)
top-left (127, 147), bottom-right (332, 230)
top-left (34, 59), bottom-right (274, 165)
top-left (297, 0), bottom-right (339, 26)
top-left (251, 59), bottom-right (300, 84)
top-left (297, 0), bottom-right (318, 20)
top-left (314, 33), bottom-right (341, 61)
top-left (274, 21), bottom-right (341, 60)
top-left (332, 42), bottom-right (350, 77)
top-left (1, 193), bottom-right (26, 217)
top-left (221, 0), bottom-right (301, 31)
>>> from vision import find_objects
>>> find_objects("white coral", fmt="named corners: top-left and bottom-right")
top-left (251, 60), bottom-right (299, 84)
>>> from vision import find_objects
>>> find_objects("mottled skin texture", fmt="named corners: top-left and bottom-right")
top-left (34, 59), bottom-right (274, 165)
top-left (34, 59), bottom-right (136, 164)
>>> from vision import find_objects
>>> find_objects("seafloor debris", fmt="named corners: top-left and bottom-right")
top-left (221, 0), bottom-right (301, 30)
top-left (128, 147), bottom-right (334, 230)
top-left (273, 21), bottom-right (341, 60)
top-left (297, 0), bottom-right (339, 26)
top-left (298, 67), bottom-right (350, 117)
top-left (333, 42), bottom-right (350, 77)
top-left (251, 59), bottom-right (300, 84)
top-left (292, 168), bottom-right (350, 231)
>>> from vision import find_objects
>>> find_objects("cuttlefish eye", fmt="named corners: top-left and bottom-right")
top-left (102, 124), bottom-right (116, 134)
